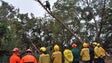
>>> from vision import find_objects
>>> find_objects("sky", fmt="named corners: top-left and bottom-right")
top-left (2, 0), bottom-right (57, 17)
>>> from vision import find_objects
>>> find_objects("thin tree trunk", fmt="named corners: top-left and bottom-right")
top-left (35, 0), bottom-right (83, 43)
top-left (96, 0), bottom-right (106, 42)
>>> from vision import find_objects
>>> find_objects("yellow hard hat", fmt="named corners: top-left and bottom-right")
top-left (92, 42), bottom-right (97, 45)
top-left (54, 45), bottom-right (59, 51)
top-left (97, 43), bottom-right (100, 46)
top-left (83, 43), bottom-right (88, 47)
top-left (40, 47), bottom-right (46, 52)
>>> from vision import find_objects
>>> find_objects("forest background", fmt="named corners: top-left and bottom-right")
top-left (0, 0), bottom-right (112, 63)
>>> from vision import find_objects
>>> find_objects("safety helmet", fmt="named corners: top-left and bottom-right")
top-left (12, 48), bottom-right (19, 52)
top-left (92, 42), bottom-right (97, 45)
top-left (54, 45), bottom-right (59, 51)
top-left (83, 43), bottom-right (88, 47)
top-left (40, 47), bottom-right (46, 52)
top-left (26, 49), bottom-right (32, 52)
top-left (72, 43), bottom-right (77, 48)
top-left (97, 43), bottom-right (100, 46)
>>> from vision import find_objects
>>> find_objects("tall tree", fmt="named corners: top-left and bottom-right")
top-left (51, 0), bottom-right (112, 46)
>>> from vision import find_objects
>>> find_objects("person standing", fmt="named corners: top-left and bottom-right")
top-left (52, 44), bottom-right (62, 63)
top-left (88, 43), bottom-right (94, 63)
top-left (71, 43), bottom-right (80, 63)
top-left (92, 42), bottom-right (100, 63)
top-left (63, 45), bottom-right (73, 63)
top-left (80, 43), bottom-right (90, 63)
top-left (39, 47), bottom-right (50, 63)
top-left (10, 48), bottom-right (21, 63)
top-left (97, 43), bottom-right (106, 63)
top-left (20, 49), bottom-right (37, 63)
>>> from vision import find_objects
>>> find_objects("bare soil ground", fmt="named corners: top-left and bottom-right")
top-left (105, 56), bottom-right (112, 63)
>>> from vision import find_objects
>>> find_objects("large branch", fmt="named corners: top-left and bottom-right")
top-left (98, 0), bottom-right (106, 41)
top-left (35, 0), bottom-right (83, 43)
top-left (83, 0), bottom-right (99, 42)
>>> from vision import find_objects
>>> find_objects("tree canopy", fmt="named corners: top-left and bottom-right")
top-left (0, 0), bottom-right (112, 54)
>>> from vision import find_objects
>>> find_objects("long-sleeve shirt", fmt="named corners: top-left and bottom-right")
top-left (20, 54), bottom-right (37, 63)
top-left (10, 53), bottom-right (20, 63)
top-left (64, 49), bottom-right (73, 63)
top-left (72, 48), bottom-right (80, 62)
top-left (39, 53), bottom-right (50, 63)
top-left (52, 51), bottom-right (62, 63)
top-left (80, 48), bottom-right (90, 61)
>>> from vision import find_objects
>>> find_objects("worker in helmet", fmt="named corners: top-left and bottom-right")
top-left (63, 45), bottom-right (73, 63)
top-left (20, 49), bottom-right (37, 63)
top-left (45, 0), bottom-right (51, 11)
top-left (39, 47), bottom-right (50, 63)
top-left (80, 43), bottom-right (90, 63)
top-left (52, 44), bottom-right (62, 63)
top-left (10, 48), bottom-right (21, 63)
top-left (71, 43), bottom-right (80, 63)
top-left (97, 43), bottom-right (106, 63)
top-left (92, 42), bottom-right (100, 63)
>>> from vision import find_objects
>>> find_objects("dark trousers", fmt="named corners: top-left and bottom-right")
top-left (89, 60), bottom-right (93, 63)
top-left (82, 61), bottom-right (90, 63)
top-left (73, 61), bottom-right (79, 63)
top-left (99, 58), bottom-right (105, 63)
top-left (94, 58), bottom-right (100, 63)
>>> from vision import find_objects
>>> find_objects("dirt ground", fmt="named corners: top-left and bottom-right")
top-left (105, 56), bottom-right (112, 63)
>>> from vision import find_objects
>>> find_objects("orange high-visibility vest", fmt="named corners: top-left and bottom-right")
top-left (20, 54), bottom-right (37, 63)
top-left (10, 53), bottom-right (20, 63)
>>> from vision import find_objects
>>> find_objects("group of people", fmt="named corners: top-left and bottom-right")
top-left (10, 48), bottom-right (37, 63)
top-left (80, 42), bottom-right (106, 63)
top-left (10, 42), bottom-right (106, 63)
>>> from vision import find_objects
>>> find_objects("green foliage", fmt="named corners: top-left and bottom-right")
top-left (0, 0), bottom-right (112, 56)
top-left (0, 24), bottom-right (6, 37)
top-left (52, 0), bottom-right (112, 46)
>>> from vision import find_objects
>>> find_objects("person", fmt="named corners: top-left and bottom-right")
top-left (20, 49), bottom-right (37, 63)
top-left (97, 43), bottom-right (106, 63)
top-left (88, 43), bottom-right (94, 63)
top-left (10, 47), bottom-right (21, 63)
top-left (51, 44), bottom-right (62, 63)
top-left (63, 45), bottom-right (73, 63)
top-left (80, 43), bottom-right (90, 63)
top-left (45, 0), bottom-right (51, 11)
top-left (92, 42), bottom-right (100, 63)
top-left (39, 47), bottom-right (50, 63)
top-left (71, 43), bottom-right (80, 63)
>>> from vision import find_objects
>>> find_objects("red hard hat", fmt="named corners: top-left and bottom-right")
top-left (12, 48), bottom-right (19, 52)
top-left (72, 43), bottom-right (77, 48)
top-left (87, 43), bottom-right (91, 47)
